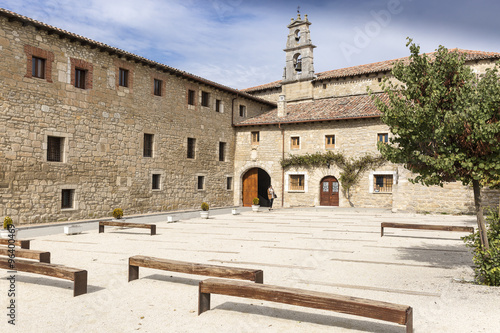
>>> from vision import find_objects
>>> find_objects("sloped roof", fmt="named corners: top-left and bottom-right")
top-left (235, 93), bottom-right (388, 126)
top-left (242, 49), bottom-right (500, 93)
top-left (0, 7), bottom-right (275, 107)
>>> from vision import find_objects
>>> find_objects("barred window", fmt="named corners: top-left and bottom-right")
top-left (47, 136), bottom-right (63, 162)
top-left (219, 142), bottom-right (226, 161)
top-left (188, 89), bottom-right (195, 105)
top-left (201, 91), bottom-right (210, 107)
top-left (374, 175), bottom-right (393, 193)
top-left (197, 176), bottom-right (205, 190)
top-left (226, 177), bottom-right (233, 190)
top-left (152, 174), bottom-right (161, 190)
top-left (143, 134), bottom-right (153, 157)
top-left (61, 189), bottom-right (74, 209)
top-left (289, 175), bottom-right (304, 191)
top-left (154, 79), bottom-right (162, 96)
top-left (187, 138), bottom-right (196, 159)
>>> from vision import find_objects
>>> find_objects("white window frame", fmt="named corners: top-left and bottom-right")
top-left (285, 172), bottom-right (308, 192)
top-left (369, 171), bottom-right (397, 193)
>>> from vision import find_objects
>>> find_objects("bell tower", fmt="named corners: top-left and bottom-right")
top-left (282, 11), bottom-right (316, 83)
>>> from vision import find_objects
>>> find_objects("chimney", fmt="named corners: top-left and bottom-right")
top-left (277, 95), bottom-right (286, 117)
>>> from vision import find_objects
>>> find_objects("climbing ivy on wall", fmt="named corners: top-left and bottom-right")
top-left (280, 151), bottom-right (386, 206)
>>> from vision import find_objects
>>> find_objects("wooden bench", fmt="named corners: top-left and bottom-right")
top-left (0, 247), bottom-right (50, 263)
top-left (0, 238), bottom-right (30, 249)
top-left (99, 221), bottom-right (156, 235)
top-left (128, 255), bottom-right (263, 283)
top-left (198, 278), bottom-right (413, 333)
top-left (381, 222), bottom-right (474, 237)
top-left (0, 257), bottom-right (87, 296)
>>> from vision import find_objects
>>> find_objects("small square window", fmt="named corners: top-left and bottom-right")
top-left (187, 138), bottom-right (196, 159)
top-left (291, 136), bottom-right (300, 149)
top-left (32, 56), bottom-right (46, 79)
top-left (289, 175), bottom-right (304, 191)
top-left (201, 91), bottom-right (210, 107)
top-left (374, 175), bottom-right (393, 193)
top-left (152, 174), bottom-right (161, 190)
top-left (251, 131), bottom-right (260, 145)
top-left (61, 189), bottom-right (74, 209)
top-left (47, 136), bottom-right (64, 162)
top-left (197, 176), bottom-right (205, 190)
top-left (215, 99), bottom-right (222, 112)
top-left (119, 68), bottom-right (129, 87)
top-left (75, 68), bottom-right (86, 89)
top-left (226, 177), bottom-right (233, 190)
top-left (143, 133), bottom-right (153, 157)
top-left (239, 105), bottom-right (246, 117)
top-left (154, 79), bottom-right (162, 96)
top-left (378, 133), bottom-right (389, 144)
top-left (219, 142), bottom-right (226, 162)
top-left (188, 89), bottom-right (196, 105)
top-left (325, 135), bottom-right (335, 149)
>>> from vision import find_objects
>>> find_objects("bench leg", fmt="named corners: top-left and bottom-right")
top-left (99, 224), bottom-right (105, 233)
top-left (40, 252), bottom-right (51, 263)
top-left (20, 240), bottom-right (30, 249)
top-left (129, 264), bottom-right (139, 282)
top-left (381, 226), bottom-right (384, 237)
top-left (406, 307), bottom-right (413, 333)
top-left (73, 271), bottom-right (88, 297)
top-left (150, 225), bottom-right (156, 236)
top-left (255, 270), bottom-right (264, 284)
top-left (198, 287), bottom-right (211, 315)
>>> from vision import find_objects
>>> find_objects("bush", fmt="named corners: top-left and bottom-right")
top-left (252, 197), bottom-right (259, 205)
top-left (201, 202), bottom-right (209, 211)
top-left (3, 216), bottom-right (13, 230)
top-left (112, 208), bottom-right (124, 219)
top-left (463, 209), bottom-right (500, 286)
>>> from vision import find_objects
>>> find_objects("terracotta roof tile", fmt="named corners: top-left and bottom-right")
top-left (235, 94), bottom-right (388, 126)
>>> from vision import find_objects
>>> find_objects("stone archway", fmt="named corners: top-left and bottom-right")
top-left (242, 168), bottom-right (271, 207)
top-left (320, 176), bottom-right (339, 206)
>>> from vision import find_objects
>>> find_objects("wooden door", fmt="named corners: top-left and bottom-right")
top-left (320, 176), bottom-right (339, 206)
top-left (242, 168), bottom-right (258, 207)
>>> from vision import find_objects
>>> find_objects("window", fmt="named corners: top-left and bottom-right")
top-left (152, 174), bottom-right (161, 190)
top-left (374, 175), bottom-right (393, 193)
top-left (378, 133), bottom-right (389, 144)
top-left (289, 175), bottom-right (305, 191)
top-left (219, 142), bottom-right (226, 161)
top-left (201, 91), bottom-right (210, 107)
top-left (187, 138), bottom-right (196, 159)
top-left (215, 99), bottom-right (222, 112)
top-left (61, 189), bottom-right (74, 209)
top-left (226, 177), bottom-right (233, 190)
top-left (197, 176), bottom-right (205, 190)
top-left (143, 134), bottom-right (153, 157)
top-left (32, 56), bottom-right (45, 79)
top-left (74, 68), bottom-right (86, 89)
top-left (47, 136), bottom-right (64, 162)
top-left (251, 131), bottom-right (260, 145)
top-left (154, 79), bottom-right (162, 96)
top-left (325, 135), bottom-right (335, 149)
top-left (239, 105), bottom-right (246, 117)
top-left (119, 68), bottom-right (129, 87)
top-left (188, 89), bottom-right (196, 106)
top-left (291, 136), bottom-right (300, 149)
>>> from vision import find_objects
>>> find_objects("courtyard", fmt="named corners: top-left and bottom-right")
top-left (1, 208), bottom-right (499, 332)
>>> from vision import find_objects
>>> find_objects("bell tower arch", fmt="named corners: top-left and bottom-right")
top-left (283, 12), bottom-right (316, 83)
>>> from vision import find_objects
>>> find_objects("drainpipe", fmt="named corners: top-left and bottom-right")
top-left (231, 92), bottom-right (239, 127)
top-left (280, 123), bottom-right (285, 207)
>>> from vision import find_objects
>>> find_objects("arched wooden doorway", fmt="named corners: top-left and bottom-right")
top-left (242, 168), bottom-right (271, 207)
top-left (320, 176), bottom-right (339, 206)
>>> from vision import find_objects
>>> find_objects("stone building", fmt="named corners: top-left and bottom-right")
top-left (0, 8), bottom-right (498, 224)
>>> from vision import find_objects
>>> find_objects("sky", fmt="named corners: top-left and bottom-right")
top-left (1, 0), bottom-right (499, 89)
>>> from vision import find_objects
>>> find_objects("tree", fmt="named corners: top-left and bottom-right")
top-left (371, 39), bottom-right (500, 251)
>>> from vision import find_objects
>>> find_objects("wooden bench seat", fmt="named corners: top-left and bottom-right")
top-left (381, 222), bottom-right (474, 237)
top-left (0, 238), bottom-right (30, 249)
top-left (199, 278), bottom-right (413, 332)
top-left (0, 247), bottom-right (50, 263)
top-left (128, 255), bottom-right (263, 283)
top-left (99, 221), bottom-right (156, 235)
top-left (0, 257), bottom-right (87, 296)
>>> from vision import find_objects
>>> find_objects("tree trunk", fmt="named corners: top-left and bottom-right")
top-left (472, 179), bottom-right (490, 251)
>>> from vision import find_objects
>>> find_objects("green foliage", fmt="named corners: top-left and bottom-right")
top-left (252, 197), bottom-right (260, 205)
top-left (280, 151), bottom-right (385, 205)
top-left (3, 216), bottom-right (13, 230)
top-left (112, 208), bottom-right (123, 219)
top-left (371, 38), bottom-right (500, 188)
top-left (201, 202), bottom-right (209, 211)
top-left (463, 209), bottom-right (500, 286)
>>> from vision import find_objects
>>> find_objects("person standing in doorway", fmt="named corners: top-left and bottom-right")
top-left (267, 185), bottom-right (276, 211)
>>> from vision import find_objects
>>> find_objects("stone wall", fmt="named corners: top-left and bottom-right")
top-left (0, 17), bottom-right (272, 224)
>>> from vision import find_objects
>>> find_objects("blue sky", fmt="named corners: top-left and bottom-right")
top-left (1, 0), bottom-right (499, 89)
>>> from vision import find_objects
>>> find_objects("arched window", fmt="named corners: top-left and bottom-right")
top-left (294, 29), bottom-right (301, 42)
top-left (293, 53), bottom-right (302, 72)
